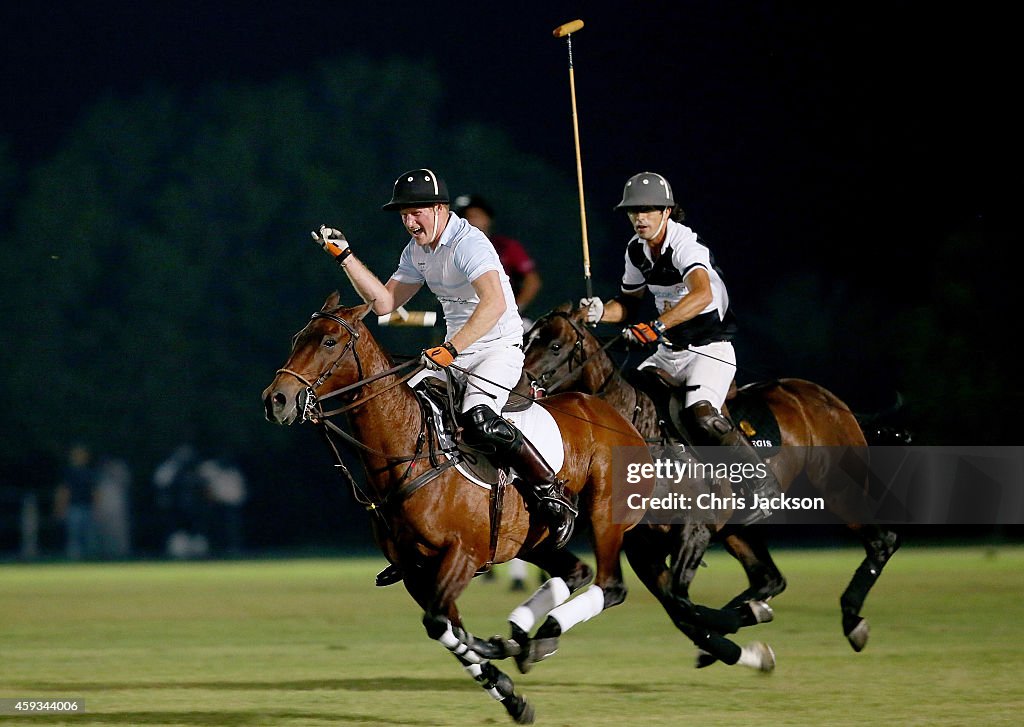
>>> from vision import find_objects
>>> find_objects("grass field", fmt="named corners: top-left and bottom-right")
top-left (1, 545), bottom-right (1022, 726)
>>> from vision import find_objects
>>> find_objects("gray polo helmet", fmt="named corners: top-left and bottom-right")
top-left (381, 168), bottom-right (449, 211)
top-left (614, 172), bottom-right (676, 210)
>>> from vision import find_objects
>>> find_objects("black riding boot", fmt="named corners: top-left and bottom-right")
top-left (464, 404), bottom-right (577, 549)
top-left (690, 400), bottom-right (779, 525)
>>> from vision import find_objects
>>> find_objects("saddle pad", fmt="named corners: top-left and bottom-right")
top-left (728, 383), bottom-right (782, 455)
top-left (419, 397), bottom-right (565, 489)
top-left (504, 403), bottom-right (565, 474)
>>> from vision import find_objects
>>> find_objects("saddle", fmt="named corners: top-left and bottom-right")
top-left (414, 372), bottom-right (539, 486)
top-left (626, 368), bottom-right (782, 455)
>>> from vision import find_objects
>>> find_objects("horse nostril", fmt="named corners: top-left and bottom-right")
top-left (272, 392), bottom-right (287, 409)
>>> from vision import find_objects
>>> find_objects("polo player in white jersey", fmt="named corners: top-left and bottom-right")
top-left (579, 172), bottom-right (779, 524)
top-left (312, 168), bottom-right (576, 585)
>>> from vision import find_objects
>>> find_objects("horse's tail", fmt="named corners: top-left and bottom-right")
top-left (854, 391), bottom-right (914, 445)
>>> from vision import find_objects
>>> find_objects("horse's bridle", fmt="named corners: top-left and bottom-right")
top-left (526, 311), bottom-right (590, 392)
top-left (277, 306), bottom-right (420, 422)
top-left (528, 310), bottom-right (625, 396)
top-left (276, 310), bottom-right (366, 419)
top-left (275, 305), bottom-right (452, 518)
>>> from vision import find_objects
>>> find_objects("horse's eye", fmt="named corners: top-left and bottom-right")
top-left (550, 342), bottom-right (561, 352)
top-left (324, 338), bottom-right (337, 348)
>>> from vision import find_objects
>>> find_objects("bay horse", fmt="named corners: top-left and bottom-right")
top-left (523, 302), bottom-right (901, 661)
top-left (265, 293), bottom-right (747, 723)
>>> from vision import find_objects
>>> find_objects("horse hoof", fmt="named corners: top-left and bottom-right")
top-left (516, 636), bottom-right (558, 674)
top-left (695, 648), bottom-right (718, 669)
top-left (510, 699), bottom-right (535, 725)
top-left (749, 647), bottom-right (770, 675)
top-left (846, 617), bottom-right (870, 652)
top-left (748, 600), bottom-right (774, 624)
top-left (488, 634), bottom-right (522, 659)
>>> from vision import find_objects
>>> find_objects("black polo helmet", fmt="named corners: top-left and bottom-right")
top-left (452, 193), bottom-right (495, 218)
top-left (381, 168), bottom-right (449, 211)
top-left (614, 171), bottom-right (676, 210)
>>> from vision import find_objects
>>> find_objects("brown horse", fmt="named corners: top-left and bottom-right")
top-left (524, 303), bottom-right (901, 661)
top-left (263, 293), bottom-right (677, 724)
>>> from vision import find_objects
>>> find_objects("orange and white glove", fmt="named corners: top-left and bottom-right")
top-left (623, 320), bottom-right (667, 347)
top-left (421, 341), bottom-right (459, 370)
top-left (311, 225), bottom-right (352, 264)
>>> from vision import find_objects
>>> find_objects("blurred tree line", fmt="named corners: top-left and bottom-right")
top-left (0, 57), bottom-right (596, 551)
top-left (0, 56), bottom-right (1012, 552)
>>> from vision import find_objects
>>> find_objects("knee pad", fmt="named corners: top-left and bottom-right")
top-left (689, 400), bottom-right (733, 441)
top-left (462, 404), bottom-right (521, 450)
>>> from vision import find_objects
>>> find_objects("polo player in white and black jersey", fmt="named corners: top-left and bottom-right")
top-left (312, 168), bottom-right (576, 585)
top-left (579, 171), bottom-right (779, 524)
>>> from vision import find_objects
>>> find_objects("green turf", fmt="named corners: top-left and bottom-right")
top-left (1, 545), bottom-right (1022, 726)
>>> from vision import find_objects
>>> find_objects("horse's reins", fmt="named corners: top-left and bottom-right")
top-left (527, 311), bottom-right (624, 396)
top-left (277, 308), bottom-right (466, 518)
top-left (532, 309), bottom-right (864, 425)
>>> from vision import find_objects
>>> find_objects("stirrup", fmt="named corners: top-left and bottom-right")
top-left (375, 563), bottom-right (403, 587)
top-left (734, 479), bottom-right (778, 525)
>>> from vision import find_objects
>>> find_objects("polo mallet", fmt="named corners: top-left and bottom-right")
top-left (377, 306), bottom-right (436, 327)
top-left (552, 19), bottom-right (592, 299)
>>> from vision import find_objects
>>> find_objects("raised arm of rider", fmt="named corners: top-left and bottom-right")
top-left (447, 270), bottom-right (506, 354)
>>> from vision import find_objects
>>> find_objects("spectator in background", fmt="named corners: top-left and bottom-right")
top-left (94, 455), bottom-right (132, 558)
top-left (152, 444), bottom-right (209, 559)
top-left (452, 194), bottom-right (543, 327)
top-left (453, 193), bottom-right (545, 591)
top-left (54, 443), bottom-right (98, 560)
top-left (198, 454), bottom-right (247, 557)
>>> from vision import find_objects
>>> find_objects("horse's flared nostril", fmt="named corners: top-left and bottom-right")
top-left (272, 392), bottom-right (287, 409)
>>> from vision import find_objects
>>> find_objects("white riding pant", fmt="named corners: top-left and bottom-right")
top-left (638, 340), bottom-right (736, 409)
top-left (410, 344), bottom-right (524, 414)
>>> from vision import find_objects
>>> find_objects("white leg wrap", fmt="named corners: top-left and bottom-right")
top-left (548, 584), bottom-right (605, 634)
top-left (508, 576), bottom-right (571, 633)
top-left (463, 662), bottom-right (502, 701)
top-left (437, 619), bottom-right (483, 664)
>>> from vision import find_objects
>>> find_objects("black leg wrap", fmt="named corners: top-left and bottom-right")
top-left (841, 528), bottom-right (900, 632)
top-left (672, 595), bottom-right (743, 635)
top-left (678, 622), bottom-right (742, 666)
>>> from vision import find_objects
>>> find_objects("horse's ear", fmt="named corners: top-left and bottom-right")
top-left (356, 299), bottom-right (375, 321)
top-left (321, 291), bottom-right (341, 311)
top-left (555, 300), bottom-right (573, 314)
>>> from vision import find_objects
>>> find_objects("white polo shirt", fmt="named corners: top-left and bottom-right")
top-left (390, 212), bottom-right (524, 355)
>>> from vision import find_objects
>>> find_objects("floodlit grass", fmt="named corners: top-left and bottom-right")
top-left (1, 545), bottom-right (1022, 726)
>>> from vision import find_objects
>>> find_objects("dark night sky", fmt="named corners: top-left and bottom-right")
top-left (1, 2), bottom-right (1010, 320)
top-left (0, 3), bottom-right (1017, 546)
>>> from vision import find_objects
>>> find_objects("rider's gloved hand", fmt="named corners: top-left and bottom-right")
top-left (311, 225), bottom-right (352, 264)
top-left (421, 341), bottom-right (459, 371)
top-left (623, 320), bottom-right (667, 347)
top-left (579, 297), bottom-right (604, 325)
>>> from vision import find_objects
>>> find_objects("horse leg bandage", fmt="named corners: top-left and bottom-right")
top-left (436, 619), bottom-right (484, 664)
top-left (508, 577), bottom-right (571, 633)
top-left (548, 584), bottom-right (605, 633)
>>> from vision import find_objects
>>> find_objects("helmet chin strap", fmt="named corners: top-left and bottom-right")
top-left (651, 208), bottom-right (669, 242)
top-left (431, 206), bottom-right (441, 245)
